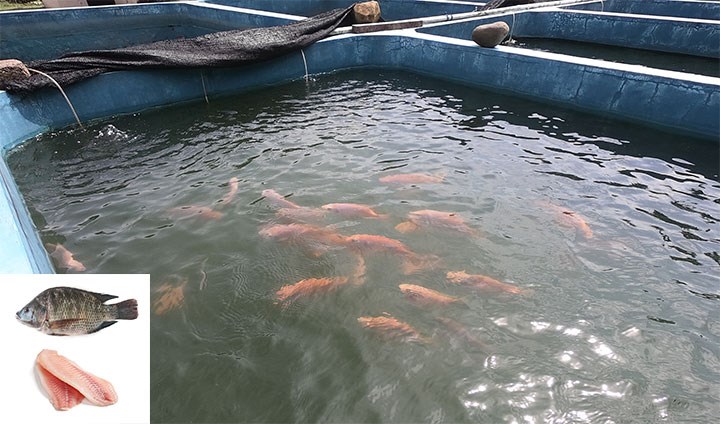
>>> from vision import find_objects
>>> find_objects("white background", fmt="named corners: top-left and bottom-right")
top-left (0, 274), bottom-right (150, 423)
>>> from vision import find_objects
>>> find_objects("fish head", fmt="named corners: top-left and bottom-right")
top-left (16, 299), bottom-right (45, 328)
top-left (446, 271), bottom-right (469, 283)
top-left (261, 189), bottom-right (280, 199)
top-left (398, 284), bottom-right (418, 297)
top-left (357, 316), bottom-right (374, 327)
top-left (258, 224), bottom-right (285, 239)
top-left (346, 235), bottom-right (362, 245)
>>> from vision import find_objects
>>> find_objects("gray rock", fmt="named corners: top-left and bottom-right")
top-left (352, 1), bottom-right (381, 24)
top-left (471, 22), bottom-right (511, 48)
top-left (0, 59), bottom-right (31, 85)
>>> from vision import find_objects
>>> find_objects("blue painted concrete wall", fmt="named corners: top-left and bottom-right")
top-left (204, 0), bottom-right (484, 20)
top-left (570, 0), bottom-right (720, 21)
top-left (0, 2), bottom-right (297, 61)
top-left (419, 10), bottom-right (720, 58)
top-left (0, 158), bottom-right (54, 273)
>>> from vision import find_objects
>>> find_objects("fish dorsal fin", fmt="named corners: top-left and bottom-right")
top-left (89, 321), bottom-right (117, 334)
top-left (86, 290), bottom-right (118, 303)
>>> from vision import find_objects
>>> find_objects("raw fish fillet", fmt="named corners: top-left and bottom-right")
top-left (36, 349), bottom-right (118, 407)
top-left (36, 364), bottom-right (85, 411)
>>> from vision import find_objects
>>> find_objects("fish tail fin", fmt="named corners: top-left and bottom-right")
top-left (395, 221), bottom-right (419, 234)
top-left (401, 254), bottom-right (441, 274)
top-left (114, 299), bottom-right (139, 320)
top-left (351, 254), bottom-right (367, 286)
top-left (516, 286), bottom-right (533, 296)
top-left (409, 334), bottom-right (433, 345)
top-left (468, 227), bottom-right (483, 239)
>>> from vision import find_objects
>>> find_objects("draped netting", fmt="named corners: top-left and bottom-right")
top-left (0, 5), bottom-right (354, 93)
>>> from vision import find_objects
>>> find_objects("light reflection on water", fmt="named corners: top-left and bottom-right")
top-left (7, 70), bottom-right (720, 423)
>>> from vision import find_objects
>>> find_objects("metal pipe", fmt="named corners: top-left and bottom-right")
top-left (331, 0), bottom-right (596, 35)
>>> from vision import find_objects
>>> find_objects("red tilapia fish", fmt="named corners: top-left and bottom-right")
top-left (167, 205), bottom-right (224, 220)
top-left (446, 271), bottom-right (525, 294)
top-left (219, 176), bottom-right (239, 206)
top-left (435, 316), bottom-right (487, 351)
top-left (46, 243), bottom-right (86, 272)
top-left (275, 206), bottom-right (325, 222)
top-left (16, 286), bottom-right (138, 336)
top-left (399, 283), bottom-right (461, 306)
top-left (259, 223), bottom-right (348, 256)
top-left (262, 189), bottom-right (303, 209)
top-left (321, 203), bottom-right (386, 219)
top-left (275, 277), bottom-right (349, 305)
top-left (152, 276), bottom-right (188, 315)
top-left (346, 234), bottom-right (439, 274)
top-left (395, 209), bottom-right (480, 237)
top-left (36, 349), bottom-right (117, 410)
top-left (351, 253), bottom-right (367, 286)
top-left (345, 234), bottom-right (414, 255)
top-left (378, 173), bottom-right (445, 184)
top-left (538, 201), bottom-right (593, 239)
top-left (357, 315), bottom-right (429, 343)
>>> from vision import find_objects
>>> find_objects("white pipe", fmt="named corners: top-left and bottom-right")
top-left (331, 0), bottom-right (597, 35)
top-left (27, 68), bottom-right (83, 129)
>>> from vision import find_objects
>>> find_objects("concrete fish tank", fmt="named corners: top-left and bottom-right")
top-left (1, 1), bottom-right (718, 422)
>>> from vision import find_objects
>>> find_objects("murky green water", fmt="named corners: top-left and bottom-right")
top-left (8, 70), bottom-right (720, 423)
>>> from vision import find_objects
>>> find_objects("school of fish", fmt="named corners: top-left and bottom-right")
top-left (109, 172), bottom-right (590, 347)
top-left (249, 172), bottom-right (591, 345)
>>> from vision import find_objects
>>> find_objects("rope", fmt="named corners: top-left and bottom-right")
top-left (27, 68), bottom-right (83, 128)
top-left (300, 49), bottom-right (309, 83)
top-left (509, 13), bottom-right (516, 42)
top-left (200, 71), bottom-right (209, 104)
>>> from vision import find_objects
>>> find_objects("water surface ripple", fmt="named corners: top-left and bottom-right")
top-left (8, 71), bottom-right (720, 423)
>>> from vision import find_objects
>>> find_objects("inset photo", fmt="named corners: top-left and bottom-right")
top-left (0, 274), bottom-right (150, 424)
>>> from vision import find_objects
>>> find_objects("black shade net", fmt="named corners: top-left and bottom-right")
top-left (1, 5), bottom-right (355, 93)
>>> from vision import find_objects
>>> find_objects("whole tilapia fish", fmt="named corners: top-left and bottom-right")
top-left (16, 286), bottom-right (138, 336)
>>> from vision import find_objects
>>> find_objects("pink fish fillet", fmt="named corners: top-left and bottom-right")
top-left (36, 364), bottom-right (85, 411)
top-left (36, 349), bottom-right (118, 407)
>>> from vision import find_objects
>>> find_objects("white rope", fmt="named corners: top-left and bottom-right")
top-left (300, 49), bottom-right (309, 83)
top-left (27, 68), bottom-right (83, 129)
top-left (509, 13), bottom-right (516, 42)
top-left (200, 71), bottom-right (209, 104)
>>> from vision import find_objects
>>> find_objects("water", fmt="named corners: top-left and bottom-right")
top-left (513, 38), bottom-right (720, 78)
top-left (7, 70), bottom-right (720, 423)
